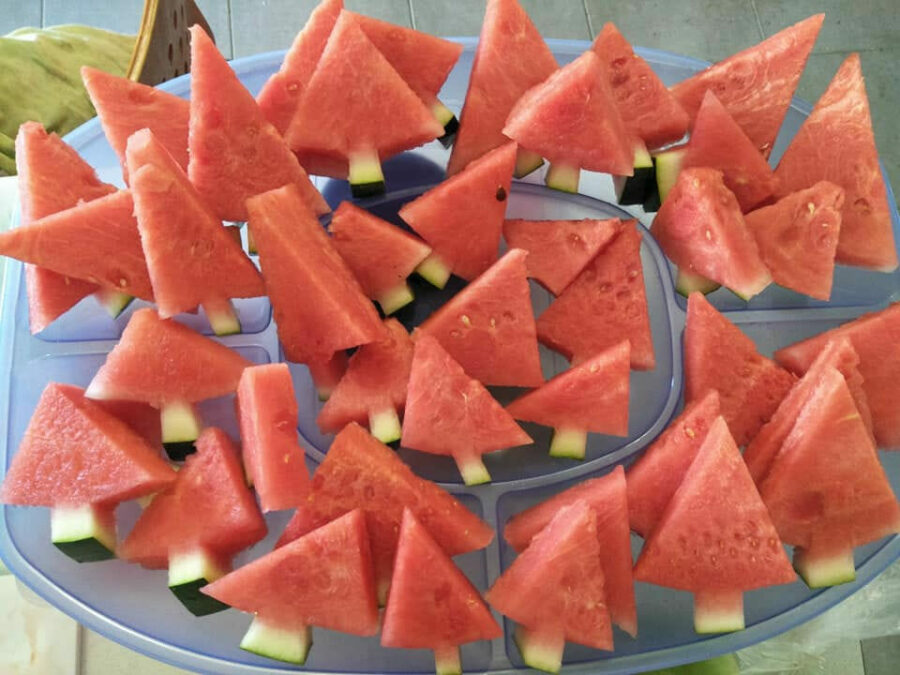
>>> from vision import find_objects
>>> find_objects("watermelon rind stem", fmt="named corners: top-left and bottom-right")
top-left (240, 616), bottom-right (312, 665)
top-left (94, 288), bottom-right (134, 319)
top-left (377, 283), bottom-right (416, 315)
top-left (456, 455), bottom-right (491, 486)
top-left (51, 505), bottom-right (116, 563)
top-left (136, 492), bottom-right (159, 509)
top-left (545, 163), bottom-right (580, 194)
top-left (549, 428), bottom-right (587, 460)
top-left (415, 253), bottom-right (452, 289)
top-left (246, 227), bottom-right (258, 255)
top-left (693, 589), bottom-right (745, 634)
top-left (614, 142), bottom-right (655, 206)
top-left (349, 149), bottom-right (386, 199)
top-left (675, 269), bottom-right (721, 297)
top-left (203, 299), bottom-right (243, 336)
top-left (793, 546), bottom-right (856, 588)
top-left (369, 407), bottom-right (402, 444)
top-left (168, 549), bottom-right (229, 616)
top-left (434, 643), bottom-right (462, 675)
top-left (653, 147), bottom-right (686, 204)
top-left (514, 149), bottom-right (545, 178)
top-left (161, 400), bottom-right (203, 461)
top-left (514, 625), bottom-right (564, 674)
top-left (432, 100), bottom-right (459, 149)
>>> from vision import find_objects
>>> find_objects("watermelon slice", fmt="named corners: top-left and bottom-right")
top-left (536, 220), bottom-right (655, 370)
top-left (256, 0), bottom-right (343, 135)
top-left (626, 390), bottom-right (721, 538)
top-left (744, 181), bottom-right (843, 301)
top-left (119, 427), bottom-right (267, 614)
top-left (276, 422), bottom-right (494, 603)
top-left (126, 129), bottom-right (265, 335)
top-left (416, 248), bottom-right (543, 387)
top-left (187, 26), bottom-right (328, 222)
top-left (246, 184), bottom-right (387, 368)
top-left (382, 509), bottom-right (501, 675)
top-left (651, 167), bottom-right (771, 300)
top-left (774, 303), bottom-right (900, 449)
top-left (401, 335), bottom-right (532, 485)
top-left (502, 466), bottom-right (637, 638)
top-left (684, 293), bottom-right (795, 446)
top-left (760, 367), bottom-right (900, 588)
top-left (487, 501), bottom-right (612, 673)
top-left (317, 318), bottom-right (413, 443)
top-left (591, 22), bottom-right (689, 150)
top-left (506, 340), bottom-right (630, 460)
top-left (81, 66), bottom-right (189, 183)
top-left (502, 217), bottom-right (621, 295)
top-left (202, 509), bottom-right (378, 664)
top-left (284, 11), bottom-right (442, 196)
top-left (399, 142), bottom-right (516, 285)
top-left (503, 50), bottom-right (633, 193)
top-left (774, 53), bottom-right (897, 271)
top-left (328, 202), bottom-right (432, 314)
top-left (633, 416), bottom-right (796, 633)
top-left (670, 14), bottom-right (824, 158)
top-left (237, 363), bottom-right (310, 512)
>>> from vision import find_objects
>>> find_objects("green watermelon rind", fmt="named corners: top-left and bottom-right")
top-left (167, 549), bottom-right (230, 616)
top-left (50, 504), bottom-right (116, 563)
top-left (239, 617), bottom-right (312, 665)
top-left (793, 547), bottom-right (856, 589)
top-left (514, 625), bottom-right (565, 674)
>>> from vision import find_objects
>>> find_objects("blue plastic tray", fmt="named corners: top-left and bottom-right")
top-left (2, 39), bottom-right (900, 675)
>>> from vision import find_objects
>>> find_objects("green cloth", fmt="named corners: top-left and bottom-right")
top-left (646, 653), bottom-right (741, 675)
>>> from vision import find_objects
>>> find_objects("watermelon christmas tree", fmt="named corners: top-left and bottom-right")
top-left (382, 509), bottom-right (501, 675)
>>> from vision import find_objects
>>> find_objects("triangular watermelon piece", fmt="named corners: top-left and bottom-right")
top-left (246, 184), bottom-right (387, 367)
top-left (81, 66), bottom-right (190, 182)
top-left (328, 202), bottom-right (432, 315)
top-left (401, 335), bottom-right (532, 485)
top-left (591, 22), bottom-right (689, 150)
top-left (188, 26), bottom-right (328, 222)
top-left (684, 293), bottom-right (795, 446)
top-left (400, 142), bottom-right (516, 284)
top-left (760, 368), bottom-right (900, 587)
top-left (0, 383), bottom-right (175, 507)
top-left (507, 340), bottom-right (630, 459)
top-left (537, 220), bottom-right (655, 370)
top-left (382, 509), bottom-right (501, 673)
top-left (487, 501), bottom-right (612, 672)
top-left (682, 91), bottom-right (779, 212)
top-left (256, 0), bottom-right (343, 135)
top-left (633, 417), bottom-right (795, 633)
top-left (317, 318), bottom-right (413, 443)
top-left (502, 217), bottom-right (621, 295)
top-left (670, 14), bottom-right (824, 157)
top-left (416, 248), bottom-right (543, 387)
top-left (277, 423), bottom-right (494, 603)
top-left (447, 0), bottom-right (557, 177)
top-left (774, 53), bottom-right (897, 271)
top-left (503, 466), bottom-right (637, 638)
top-left (0, 190), bottom-right (154, 302)
top-left (285, 11), bottom-right (442, 193)
top-left (626, 389), bottom-right (721, 538)
top-left (504, 50), bottom-right (633, 192)
top-left (652, 167), bottom-right (772, 299)
top-left (744, 181), bottom-right (843, 301)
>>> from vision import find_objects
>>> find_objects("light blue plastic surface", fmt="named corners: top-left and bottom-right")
top-left (2, 38), bottom-right (900, 675)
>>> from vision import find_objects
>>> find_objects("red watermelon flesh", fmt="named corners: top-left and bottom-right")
top-left (447, 0), bottom-right (557, 177)
top-left (774, 303), bottom-right (900, 449)
top-left (682, 91), bottom-right (779, 212)
top-left (203, 509), bottom-right (378, 636)
top-left (684, 293), bottom-right (795, 446)
top-left (317, 319), bottom-right (413, 440)
top-left (0, 190), bottom-right (154, 302)
top-left (81, 66), bottom-right (190, 182)
top-left (382, 509), bottom-right (501, 666)
top-left (744, 181), bottom-right (843, 300)
top-left (94, 399), bottom-right (164, 450)
top-left (85, 309), bottom-right (252, 407)
top-left (0, 383), bottom-right (175, 507)
top-left (328, 202), bottom-right (431, 314)
top-left (256, 0), bottom-right (343, 135)
top-left (119, 427), bottom-right (267, 568)
top-left (400, 142), bottom-right (516, 283)
top-left (670, 14), bottom-right (824, 158)
top-left (503, 50), bottom-right (632, 176)
top-left (416, 248), bottom-right (543, 388)
top-left (237, 363), bottom-right (310, 512)
top-left (502, 466), bottom-right (637, 638)
top-left (537, 220), bottom-right (655, 370)
top-left (502, 217), bottom-right (621, 295)
top-left (188, 26), bottom-right (328, 222)
top-left (591, 22), bottom-right (689, 150)
top-left (277, 423), bottom-right (494, 602)
top-left (307, 351), bottom-right (348, 401)
top-left (626, 389), bottom-right (721, 538)
top-left (401, 335), bottom-right (532, 485)
top-left (246, 184), bottom-right (387, 364)
top-left (651, 167), bottom-right (772, 299)
top-left (774, 53), bottom-right (897, 271)
top-left (284, 12), bottom-right (442, 178)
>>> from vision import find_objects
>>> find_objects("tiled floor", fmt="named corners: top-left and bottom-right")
top-left (2, 1), bottom-right (899, 673)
